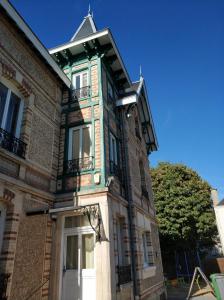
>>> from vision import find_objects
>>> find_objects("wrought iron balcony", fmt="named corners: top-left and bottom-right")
top-left (117, 265), bottom-right (132, 286)
top-left (0, 128), bottom-right (26, 159)
top-left (65, 156), bottom-right (94, 174)
top-left (71, 86), bottom-right (90, 101)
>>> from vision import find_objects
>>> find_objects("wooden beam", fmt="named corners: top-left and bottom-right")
top-left (83, 42), bottom-right (92, 59)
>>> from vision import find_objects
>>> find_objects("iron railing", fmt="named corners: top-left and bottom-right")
top-left (0, 128), bottom-right (26, 158)
top-left (0, 273), bottom-right (10, 300)
top-left (65, 156), bottom-right (94, 174)
top-left (117, 265), bottom-right (132, 286)
top-left (71, 86), bottom-right (90, 101)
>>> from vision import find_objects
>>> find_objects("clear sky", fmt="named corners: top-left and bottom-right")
top-left (11, 0), bottom-right (224, 199)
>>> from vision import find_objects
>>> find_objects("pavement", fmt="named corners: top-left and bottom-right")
top-left (167, 285), bottom-right (216, 300)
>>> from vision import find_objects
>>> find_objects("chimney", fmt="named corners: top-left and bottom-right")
top-left (211, 189), bottom-right (219, 207)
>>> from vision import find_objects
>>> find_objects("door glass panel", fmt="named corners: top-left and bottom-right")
top-left (72, 130), bottom-right (80, 159)
top-left (82, 234), bottom-right (94, 269)
top-left (66, 235), bottom-right (78, 270)
top-left (82, 127), bottom-right (90, 158)
top-left (0, 82), bottom-right (8, 125)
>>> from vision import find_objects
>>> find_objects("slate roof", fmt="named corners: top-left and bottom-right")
top-left (70, 14), bottom-right (97, 41)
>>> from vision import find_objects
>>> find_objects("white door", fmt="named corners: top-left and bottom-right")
top-left (62, 227), bottom-right (96, 300)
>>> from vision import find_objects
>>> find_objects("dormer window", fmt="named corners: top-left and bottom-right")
top-left (72, 71), bottom-right (89, 99)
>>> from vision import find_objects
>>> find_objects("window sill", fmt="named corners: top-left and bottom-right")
top-left (119, 281), bottom-right (133, 291)
top-left (142, 265), bottom-right (156, 279)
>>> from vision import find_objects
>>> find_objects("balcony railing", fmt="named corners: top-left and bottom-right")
top-left (117, 265), bottom-right (132, 286)
top-left (65, 156), bottom-right (94, 174)
top-left (71, 86), bottom-right (90, 101)
top-left (0, 128), bottom-right (26, 159)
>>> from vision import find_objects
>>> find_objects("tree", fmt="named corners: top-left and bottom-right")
top-left (151, 162), bottom-right (217, 251)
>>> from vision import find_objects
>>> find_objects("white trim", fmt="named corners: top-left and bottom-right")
top-left (116, 94), bottom-right (137, 107)
top-left (49, 30), bottom-right (109, 54)
top-left (0, 0), bottom-right (70, 87)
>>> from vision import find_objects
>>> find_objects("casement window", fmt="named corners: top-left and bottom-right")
top-left (117, 218), bottom-right (125, 266)
top-left (109, 133), bottom-right (118, 166)
top-left (67, 125), bottom-right (93, 173)
top-left (0, 203), bottom-right (6, 253)
top-left (68, 125), bottom-right (92, 160)
top-left (142, 231), bottom-right (154, 267)
top-left (72, 71), bottom-right (89, 99)
top-left (0, 81), bottom-right (24, 138)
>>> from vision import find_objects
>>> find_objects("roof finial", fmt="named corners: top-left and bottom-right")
top-left (88, 3), bottom-right (92, 16)
top-left (140, 65), bottom-right (143, 78)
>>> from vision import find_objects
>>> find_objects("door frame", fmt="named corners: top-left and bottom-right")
top-left (59, 215), bottom-right (96, 300)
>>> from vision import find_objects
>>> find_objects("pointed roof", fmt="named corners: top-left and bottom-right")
top-left (70, 12), bottom-right (97, 42)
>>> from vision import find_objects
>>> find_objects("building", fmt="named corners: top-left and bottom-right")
top-left (0, 1), bottom-right (165, 300)
top-left (211, 189), bottom-right (224, 255)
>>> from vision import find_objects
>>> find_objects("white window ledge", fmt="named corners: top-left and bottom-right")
top-left (142, 266), bottom-right (156, 279)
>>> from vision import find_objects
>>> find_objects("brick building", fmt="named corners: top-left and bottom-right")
top-left (0, 1), bottom-right (165, 299)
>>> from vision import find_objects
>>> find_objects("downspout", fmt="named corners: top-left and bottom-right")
top-left (119, 106), bottom-right (138, 298)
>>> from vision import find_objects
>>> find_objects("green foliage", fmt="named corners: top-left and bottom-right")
top-left (151, 162), bottom-right (217, 250)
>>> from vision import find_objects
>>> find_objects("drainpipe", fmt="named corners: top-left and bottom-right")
top-left (119, 106), bottom-right (138, 299)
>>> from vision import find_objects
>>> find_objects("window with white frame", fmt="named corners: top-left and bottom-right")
top-left (69, 125), bottom-right (92, 160)
top-left (0, 203), bottom-right (6, 254)
top-left (109, 132), bottom-right (118, 168)
top-left (142, 231), bottom-right (154, 267)
top-left (0, 81), bottom-right (24, 138)
top-left (72, 71), bottom-right (89, 99)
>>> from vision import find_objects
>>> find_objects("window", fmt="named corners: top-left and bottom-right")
top-left (107, 80), bottom-right (114, 101)
top-left (110, 133), bottom-right (117, 165)
top-left (72, 71), bottom-right (89, 99)
top-left (142, 231), bottom-right (154, 267)
top-left (67, 125), bottom-right (92, 172)
top-left (69, 125), bottom-right (91, 159)
top-left (0, 81), bottom-right (24, 138)
top-left (117, 218), bottom-right (125, 266)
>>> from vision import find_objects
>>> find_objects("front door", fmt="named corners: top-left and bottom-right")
top-left (61, 216), bottom-right (96, 300)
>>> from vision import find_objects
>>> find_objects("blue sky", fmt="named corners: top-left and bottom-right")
top-left (11, 0), bottom-right (224, 199)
